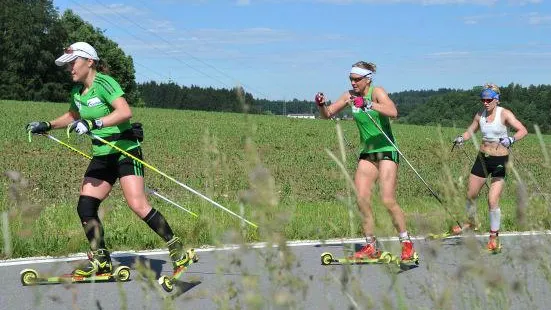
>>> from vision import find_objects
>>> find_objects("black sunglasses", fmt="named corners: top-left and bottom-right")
top-left (349, 75), bottom-right (368, 83)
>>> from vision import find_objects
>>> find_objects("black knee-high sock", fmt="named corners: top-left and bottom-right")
top-left (77, 195), bottom-right (106, 250)
top-left (83, 219), bottom-right (106, 250)
top-left (143, 208), bottom-right (174, 242)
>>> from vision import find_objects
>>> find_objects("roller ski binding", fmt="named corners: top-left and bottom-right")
top-left (158, 237), bottom-right (199, 292)
top-left (396, 239), bottom-right (420, 268)
top-left (21, 249), bottom-right (130, 286)
top-left (487, 232), bottom-right (502, 254)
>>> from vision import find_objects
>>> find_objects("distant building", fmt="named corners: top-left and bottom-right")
top-left (287, 114), bottom-right (315, 119)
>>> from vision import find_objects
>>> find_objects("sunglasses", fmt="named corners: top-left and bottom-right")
top-left (349, 75), bottom-right (367, 83)
top-left (481, 98), bottom-right (494, 103)
top-left (64, 47), bottom-right (94, 58)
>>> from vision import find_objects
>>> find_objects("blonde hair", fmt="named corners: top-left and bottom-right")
top-left (483, 83), bottom-right (500, 94)
top-left (352, 61), bottom-right (377, 73)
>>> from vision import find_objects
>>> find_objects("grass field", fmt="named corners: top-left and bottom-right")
top-left (1, 100), bottom-right (551, 258)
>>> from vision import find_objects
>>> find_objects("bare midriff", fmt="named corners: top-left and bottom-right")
top-left (480, 141), bottom-right (509, 156)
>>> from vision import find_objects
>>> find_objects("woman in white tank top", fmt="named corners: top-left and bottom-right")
top-left (451, 84), bottom-right (527, 252)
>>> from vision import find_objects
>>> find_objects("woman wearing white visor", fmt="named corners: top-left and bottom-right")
top-left (452, 83), bottom-right (527, 252)
top-left (25, 42), bottom-right (194, 276)
top-left (314, 61), bottom-right (417, 262)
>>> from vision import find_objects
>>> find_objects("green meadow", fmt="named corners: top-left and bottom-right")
top-left (1, 100), bottom-right (550, 258)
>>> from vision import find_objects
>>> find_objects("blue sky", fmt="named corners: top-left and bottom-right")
top-left (53, 0), bottom-right (551, 101)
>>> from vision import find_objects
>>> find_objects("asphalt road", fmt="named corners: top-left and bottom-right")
top-left (1, 232), bottom-right (550, 310)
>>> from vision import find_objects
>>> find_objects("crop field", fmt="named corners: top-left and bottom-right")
top-left (1, 100), bottom-right (551, 258)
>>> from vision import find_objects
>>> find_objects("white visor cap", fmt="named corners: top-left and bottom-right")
top-left (55, 42), bottom-right (99, 66)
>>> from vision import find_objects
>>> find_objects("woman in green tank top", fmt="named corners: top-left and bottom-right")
top-left (314, 61), bottom-right (417, 262)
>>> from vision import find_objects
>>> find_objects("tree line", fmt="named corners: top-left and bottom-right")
top-left (2, 1), bottom-right (550, 133)
top-left (0, 0), bottom-right (138, 104)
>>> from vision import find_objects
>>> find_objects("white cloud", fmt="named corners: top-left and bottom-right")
top-left (508, 0), bottom-right (542, 5)
top-left (238, 0), bottom-right (545, 5)
top-left (526, 12), bottom-right (551, 25)
top-left (73, 3), bottom-right (145, 16)
top-left (146, 20), bottom-right (177, 33)
top-left (427, 51), bottom-right (471, 57)
top-left (268, 0), bottom-right (500, 5)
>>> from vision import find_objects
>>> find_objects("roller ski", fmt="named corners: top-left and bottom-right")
top-left (320, 250), bottom-right (397, 265)
top-left (426, 222), bottom-right (479, 240)
top-left (158, 237), bottom-right (199, 293)
top-left (321, 241), bottom-right (396, 265)
top-left (21, 249), bottom-right (130, 286)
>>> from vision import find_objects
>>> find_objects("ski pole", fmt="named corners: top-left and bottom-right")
top-left (451, 142), bottom-right (490, 190)
top-left (362, 111), bottom-right (443, 203)
top-left (88, 134), bottom-right (258, 228)
top-left (361, 109), bottom-right (462, 228)
top-left (39, 134), bottom-right (198, 217)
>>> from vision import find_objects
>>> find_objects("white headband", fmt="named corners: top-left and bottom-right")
top-left (350, 67), bottom-right (373, 77)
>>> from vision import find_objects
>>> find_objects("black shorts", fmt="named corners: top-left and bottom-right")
top-left (470, 152), bottom-right (508, 178)
top-left (359, 151), bottom-right (399, 164)
top-left (84, 147), bottom-right (145, 185)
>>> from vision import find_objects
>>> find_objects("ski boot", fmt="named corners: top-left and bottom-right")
top-left (451, 221), bottom-right (480, 236)
top-left (350, 239), bottom-right (382, 260)
top-left (487, 231), bottom-right (502, 254)
top-left (399, 237), bottom-right (419, 266)
top-left (158, 237), bottom-right (198, 292)
top-left (72, 249), bottom-right (113, 277)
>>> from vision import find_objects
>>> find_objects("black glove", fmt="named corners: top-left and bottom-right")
top-left (26, 121), bottom-right (51, 134)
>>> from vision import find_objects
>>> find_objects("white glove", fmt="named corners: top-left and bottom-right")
top-left (453, 136), bottom-right (464, 146)
top-left (499, 136), bottom-right (515, 148)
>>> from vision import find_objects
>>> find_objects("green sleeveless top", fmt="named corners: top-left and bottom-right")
top-left (351, 86), bottom-right (397, 154)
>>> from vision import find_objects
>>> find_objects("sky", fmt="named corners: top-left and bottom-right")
top-left (52, 0), bottom-right (551, 101)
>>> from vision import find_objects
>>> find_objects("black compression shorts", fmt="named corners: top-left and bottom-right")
top-left (84, 147), bottom-right (144, 185)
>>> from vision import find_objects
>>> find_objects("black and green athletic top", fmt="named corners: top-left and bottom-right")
top-left (69, 72), bottom-right (139, 156)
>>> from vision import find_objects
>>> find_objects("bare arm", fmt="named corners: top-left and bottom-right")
top-left (50, 110), bottom-right (79, 129)
top-left (371, 87), bottom-right (397, 118)
top-left (502, 109), bottom-right (528, 142)
top-left (317, 91), bottom-right (352, 119)
top-left (99, 97), bottom-right (133, 127)
top-left (460, 113), bottom-right (481, 141)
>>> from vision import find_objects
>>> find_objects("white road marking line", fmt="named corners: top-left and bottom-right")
top-left (1, 230), bottom-right (550, 267)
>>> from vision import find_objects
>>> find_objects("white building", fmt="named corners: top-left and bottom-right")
top-left (287, 114), bottom-right (315, 119)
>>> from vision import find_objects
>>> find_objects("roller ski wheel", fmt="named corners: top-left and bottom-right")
top-left (114, 266), bottom-right (131, 282)
top-left (159, 249), bottom-right (199, 292)
top-left (321, 252), bottom-right (334, 265)
top-left (20, 266), bottom-right (131, 286)
top-left (20, 269), bottom-right (39, 286)
top-left (158, 275), bottom-right (174, 292)
top-left (320, 251), bottom-right (398, 265)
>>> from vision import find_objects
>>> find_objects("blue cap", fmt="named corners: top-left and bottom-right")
top-left (480, 88), bottom-right (500, 100)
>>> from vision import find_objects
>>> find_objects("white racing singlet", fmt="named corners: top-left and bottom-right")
top-left (479, 106), bottom-right (508, 142)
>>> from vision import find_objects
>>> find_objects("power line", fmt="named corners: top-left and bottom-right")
top-left (88, 0), bottom-right (271, 98)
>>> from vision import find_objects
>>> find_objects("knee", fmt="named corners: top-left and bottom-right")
top-left (356, 194), bottom-right (371, 208)
top-left (382, 198), bottom-right (398, 209)
top-left (126, 196), bottom-right (150, 213)
top-left (77, 195), bottom-right (102, 224)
